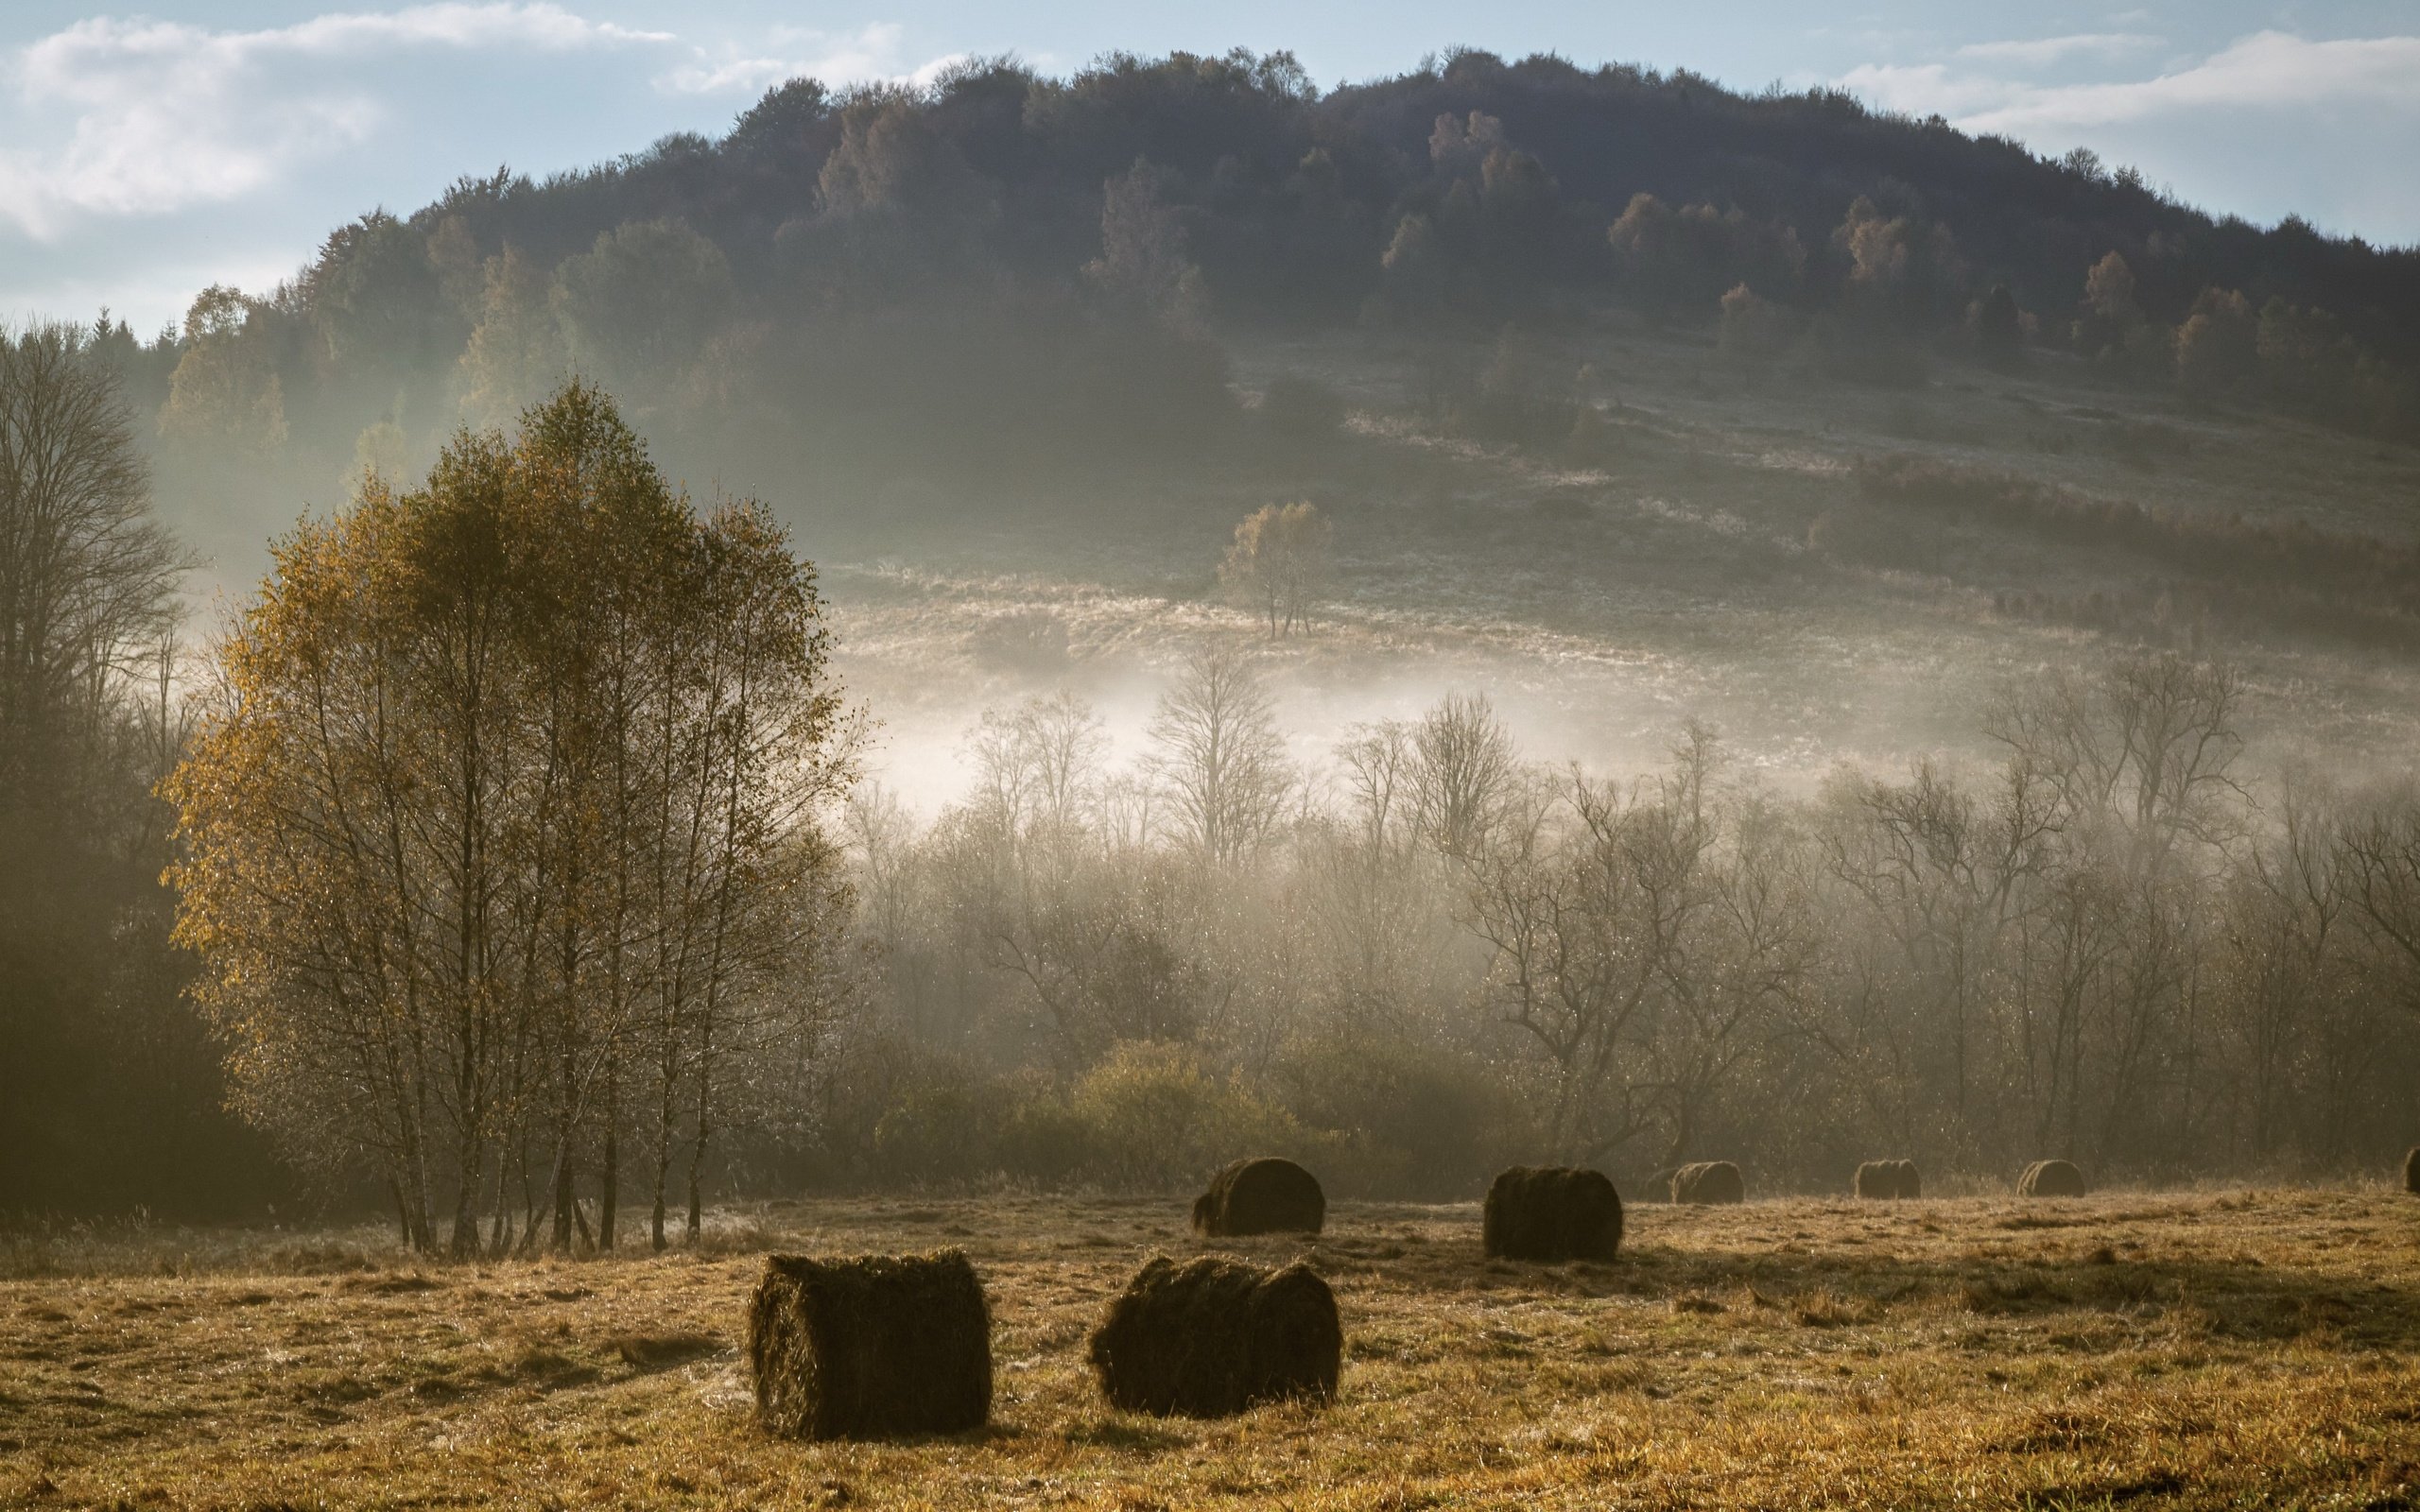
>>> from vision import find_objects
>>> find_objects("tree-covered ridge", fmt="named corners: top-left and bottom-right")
top-left (100, 45), bottom-right (2419, 495)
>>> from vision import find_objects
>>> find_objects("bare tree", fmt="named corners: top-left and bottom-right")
top-left (1461, 762), bottom-right (1678, 1161)
top-left (1147, 644), bottom-right (1292, 868)
top-left (1410, 691), bottom-right (1518, 861)
top-left (1985, 651), bottom-right (2245, 869)
top-left (0, 323), bottom-right (189, 802)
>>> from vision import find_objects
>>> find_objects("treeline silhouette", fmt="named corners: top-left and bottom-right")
top-left (87, 45), bottom-right (2419, 545)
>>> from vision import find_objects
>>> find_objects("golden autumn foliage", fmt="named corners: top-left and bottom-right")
top-left (163, 382), bottom-right (859, 1258)
top-left (1218, 501), bottom-right (1330, 638)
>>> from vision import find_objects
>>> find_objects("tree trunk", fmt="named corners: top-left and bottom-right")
top-left (551, 1152), bottom-right (577, 1251)
top-left (599, 1124), bottom-right (619, 1250)
top-left (686, 1089), bottom-right (710, 1243)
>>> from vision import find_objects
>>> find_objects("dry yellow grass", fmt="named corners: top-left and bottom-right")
top-left (7, 1189), bottom-right (2420, 1509)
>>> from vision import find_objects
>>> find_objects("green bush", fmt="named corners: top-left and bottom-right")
top-left (868, 1057), bottom-right (1011, 1187)
top-left (1063, 1041), bottom-right (1307, 1191)
top-left (1274, 1030), bottom-right (1537, 1198)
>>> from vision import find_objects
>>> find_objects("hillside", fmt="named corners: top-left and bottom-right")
top-left (104, 47), bottom-right (2417, 582)
top-left (73, 46), bottom-right (2414, 791)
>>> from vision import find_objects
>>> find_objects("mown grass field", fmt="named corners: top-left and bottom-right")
top-left (7, 1187), bottom-right (2419, 1509)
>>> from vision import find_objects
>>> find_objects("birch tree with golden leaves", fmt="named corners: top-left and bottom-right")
top-left (164, 382), bottom-right (857, 1257)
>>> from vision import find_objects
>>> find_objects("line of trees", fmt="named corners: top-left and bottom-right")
top-left (162, 385), bottom-right (861, 1255)
top-left (822, 648), bottom-right (2420, 1196)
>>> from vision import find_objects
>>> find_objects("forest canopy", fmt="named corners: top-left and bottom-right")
top-left (90, 44), bottom-right (2418, 557)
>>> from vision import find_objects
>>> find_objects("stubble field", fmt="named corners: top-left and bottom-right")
top-left (6, 1187), bottom-right (2420, 1509)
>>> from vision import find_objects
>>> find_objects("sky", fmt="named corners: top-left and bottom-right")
top-left (2, 1), bottom-right (2416, 335)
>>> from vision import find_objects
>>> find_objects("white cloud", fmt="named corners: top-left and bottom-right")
top-left (1845, 31), bottom-right (2420, 134)
top-left (655, 22), bottom-right (963, 96)
top-left (1832, 62), bottom-right (2022, 120)
top-left (1963, 31), bottom-right (2420, 130)
top-left (1953, 32), bottom-right (2163, 67)
top-left (0, 5), bottom-right (670, 238)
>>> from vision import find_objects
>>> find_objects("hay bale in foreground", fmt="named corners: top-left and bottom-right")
top-left (1483, 1166), bottom-right (1624, 1262)
top-left (746, 1249), bottom-right (992, 1440)
top-left (1192, 1157), bottom-right (1324, 1237)
top-left (2406, 1147), bottom-right (2420, 1194)
top-left (2016, 1160), bottom-right (2088, 1198)
top-left (1088, 1255), bottom-right (1340, 1418)
top-left (1855, 1159), bottom-right (1921, 1199)
top-left (1670, 1160), bottom-right (1745, 1205)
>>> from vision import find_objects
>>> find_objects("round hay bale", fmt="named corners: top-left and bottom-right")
top-left (2016, 1159), bottom-right (2087, 1198)
top-left (2405, 1147), bottom-right (2420, 1194)
top-left (1856, 1160), bottom-right (1922, 1199)
top-left (1483, 1166), bottom-right (1623, 1263)
top-left (1089, 1254), bottom-right (1340, 1418)
top-left (1669, 1160), bottom-right (1744, 1205)
top-left (1645, 1166), bottom-right (1679, 1202)
top-left (745, 1248), bottom-right (992, 1440)
top-left (1192, 1157), bottom-right (1325, 1237)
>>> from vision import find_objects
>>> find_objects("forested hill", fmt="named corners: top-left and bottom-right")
top-left (342, 47), bottom-right (2420, 344)
top-left (101, 46), bottom-right (2419, 555)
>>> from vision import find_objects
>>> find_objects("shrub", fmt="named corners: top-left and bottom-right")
top-left (867, 1058), bottom-right (1011, 1187)
top-left (1063, 1041), bottom-right (1306, 1192)
top-left (1273, 1030), bottom-right (1533, 1198)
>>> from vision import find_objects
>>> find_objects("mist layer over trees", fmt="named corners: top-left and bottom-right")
top-left (817, 654), bottom-right (2420, 1199)
top-left (9, 338), bottom-right (2420, 1228)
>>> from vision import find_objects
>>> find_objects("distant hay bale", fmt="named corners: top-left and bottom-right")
top-left (1856, 1159), bottom-right (1921, 1199)
top-left (1646, 1167), bottom-right (1678, 1202)
top-left (1483, 1166), bottom-right (1624, 1263)
top-left (2405, 1147), bottom-right (2419, 1194)
top-left (1192, 1157), bottom-right (1325, 1237)
top-left (1670, 1160), bottom-right (1744, 1205)
top-left (1088, 1255), bottom-right (1340, 1418)
top-left (745, 1249), bottom-right (992, 1440)
top-left (2017, 1160), bottom-right (2088, 1198)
